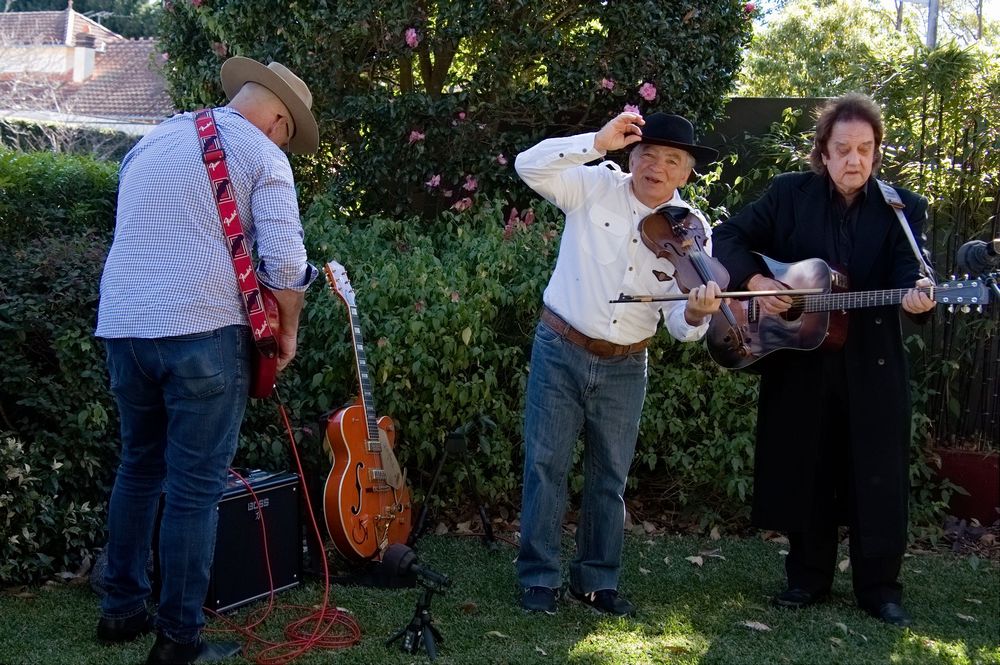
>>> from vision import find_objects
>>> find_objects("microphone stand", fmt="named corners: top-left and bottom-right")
top-left (408, 423), bottom-right (498, 551)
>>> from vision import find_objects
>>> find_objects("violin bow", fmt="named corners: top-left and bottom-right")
top-left (611, 287), bottom-right (825, 303)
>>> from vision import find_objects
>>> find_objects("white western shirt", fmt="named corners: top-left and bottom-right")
top-left (515, 132), bottom-right (711, 345)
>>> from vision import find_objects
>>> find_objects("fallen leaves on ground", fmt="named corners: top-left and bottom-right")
top-left (740, 620), bottom-right (771, 631)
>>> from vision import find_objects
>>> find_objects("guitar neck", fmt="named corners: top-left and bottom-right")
top-left (802, 287), bottom-right (923, 312)
top-left (345, 304), bottom-right (380, 443)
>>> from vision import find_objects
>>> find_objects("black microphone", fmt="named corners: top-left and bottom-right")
top-left (956, 239), bottom-right (1000, 275)
top-left (381, 544), bottom-right (452, 588)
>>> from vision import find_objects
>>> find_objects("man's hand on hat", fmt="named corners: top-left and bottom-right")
top-left (594, 112), bottom-right (644, 154)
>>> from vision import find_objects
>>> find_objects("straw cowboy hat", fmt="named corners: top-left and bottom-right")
top-left (637, 112), bottom-right (718, 165)
top-left (220, 56), bottom-right (319, 154)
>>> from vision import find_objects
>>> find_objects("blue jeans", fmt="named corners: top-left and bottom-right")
top-left (517, 320), bottom-right (648, 593)
top-left (100, 326), bottom-right (250, 643)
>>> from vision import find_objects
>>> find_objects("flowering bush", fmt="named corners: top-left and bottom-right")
top-left (158, 0), bottom-right (752, 218)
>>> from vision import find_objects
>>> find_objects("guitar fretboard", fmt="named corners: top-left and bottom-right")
top-left (346, 304), bottom-right (381, 449)
top-left (750, 281), bottom-right (986, 319)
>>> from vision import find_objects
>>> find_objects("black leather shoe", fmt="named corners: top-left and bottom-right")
top-left (569, 588), bottom-right (637, 617)
top-left (145, 633), bottom-right (241, 664)
top-left (96, 610), bottom-right (154, 644)
top-left (771, 588), bottom-right (828, 609)
top-left (867, 602), bottom-right (913, 628)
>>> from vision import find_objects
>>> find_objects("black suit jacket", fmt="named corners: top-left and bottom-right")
top-left (712, 172), bottom-right (928, 556)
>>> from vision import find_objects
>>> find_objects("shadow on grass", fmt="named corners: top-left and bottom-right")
top-left (0, 534), bottom-right (996, 665)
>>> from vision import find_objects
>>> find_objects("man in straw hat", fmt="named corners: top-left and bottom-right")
top-left (95, 56), bottom-right (319, 664)
top-left (513, 111), bottom-right (722, 617)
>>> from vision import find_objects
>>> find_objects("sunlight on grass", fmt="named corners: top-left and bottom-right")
top-left (890, 631), bottom-right (1000, 665)
top-left (567, 615), bottom-right (708, 665)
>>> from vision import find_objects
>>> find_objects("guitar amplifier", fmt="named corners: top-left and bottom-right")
top-left (204, 469), bottom-right (302, 613)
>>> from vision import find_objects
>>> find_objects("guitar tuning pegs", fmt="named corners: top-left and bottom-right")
top-left (961, 305), bottom-right (971, 314)
top-left (963, 273), bottom-right (970, 280)
top-left (948, 304), bottom-right (955, 313)
top-left (977, 305), bottom-right (984, 313)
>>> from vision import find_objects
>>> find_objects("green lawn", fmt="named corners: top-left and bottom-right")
top-left (2, 534), bottom-right (997, 665)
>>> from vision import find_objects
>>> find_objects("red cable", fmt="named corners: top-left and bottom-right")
top-left (205, 389), bottom-right (361, 664)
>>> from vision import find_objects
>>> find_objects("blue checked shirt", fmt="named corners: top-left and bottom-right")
top-left (96, 107), bottom-right (316, 339)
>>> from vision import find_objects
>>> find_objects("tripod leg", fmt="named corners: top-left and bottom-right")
top-left (409, 450), bottom-right (449, 547)
top-left (385, 621), bottom-right (410, 647)
top-left (422, 621), bottom-right (438, 661)
top-left (463, 459), bottom-right (499, 550)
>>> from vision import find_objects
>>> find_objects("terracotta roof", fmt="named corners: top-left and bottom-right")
top-left (0, 8), bottom-right (122, 47)
top-left (63, 39), bottom-right (175, 121)
top-left (0, 38), bottom-right (176, 123)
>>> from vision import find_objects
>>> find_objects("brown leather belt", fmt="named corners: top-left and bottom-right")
top-left (540, 306), bottom-right (649, 357)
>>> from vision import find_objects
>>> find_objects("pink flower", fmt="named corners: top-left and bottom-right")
top-left (405, 28), bottom-right (420, 48)
top-left (639, 82), bottom-right (657, 101)
top-left (600, 78), bottom-right (615, 91)
top-left (463, 175), bottom-right (478, 192)
top-left (451, 197), bottom-right (473, 212)
top-left (414, 300), bottom-right (425, 313)
top-left (211, 42), bottom-right (227, 58)
top-left (450, 291), bottom-right (461, 303)
top-left (522, 208), bottom-right (535, 226)
top-left (191, 0), bottom-right (203, 7)
top-left (507, 207), bottom-right (519, 226)
top-left (744, 2), bottom-right (756, 13)
top-left (408, 130), bottom-right (425, 144)
top-left (496, 153), bottom-right (508, 166)
top-left (457, 111), bottom-right (466, 121)
top-left (624, 103), bottom-right (641, 114)
top-left (425, 174), bottom-right (441, 188)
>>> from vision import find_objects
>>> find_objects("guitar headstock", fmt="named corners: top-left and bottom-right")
top-left (324, 260), bottom-right (356, 308)
top-left (936, 274), bottom-right (994, 311)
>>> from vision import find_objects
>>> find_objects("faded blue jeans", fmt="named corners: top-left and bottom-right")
top-left (100, 326), bottom-right (249, 644)
top-left (517, 320), bottom-right (648, 594)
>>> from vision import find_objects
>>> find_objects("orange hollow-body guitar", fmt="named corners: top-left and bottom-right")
top-left (322, 261), bottom-right (412, 562)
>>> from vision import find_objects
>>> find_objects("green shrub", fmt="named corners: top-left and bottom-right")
top-left (0, 430), bottom-right (105, 584)
top-left (157, 0), bottom-right (754, 217)
top-left (0, 148), bottom-right (118, 247)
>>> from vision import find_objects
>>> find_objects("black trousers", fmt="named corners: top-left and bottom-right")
top-left (784, 353), bottom-right (903, 610)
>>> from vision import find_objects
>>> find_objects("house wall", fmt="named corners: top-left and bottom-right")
top-left (0, 45), bottom-right (73, 76)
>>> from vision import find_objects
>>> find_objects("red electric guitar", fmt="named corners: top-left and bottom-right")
top-left (248, 285), bottom-right (281, 399)
top-left (322, 261), bottom-right (412, 561)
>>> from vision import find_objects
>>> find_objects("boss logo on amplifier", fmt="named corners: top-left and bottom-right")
top-left (247, 497), bottom-right (271, 515)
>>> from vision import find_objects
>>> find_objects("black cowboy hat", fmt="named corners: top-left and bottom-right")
top-left (637, 112), bottom-right (718, 164)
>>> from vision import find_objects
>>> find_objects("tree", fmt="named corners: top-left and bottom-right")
top-left (892, 0), bottom-right (999, 48)
top-left (2, 0), bottom-right (161, 38)
top-left (158, 0), bottom-right (755, 217)
top-left (738, 0), bottom-right (907, 97)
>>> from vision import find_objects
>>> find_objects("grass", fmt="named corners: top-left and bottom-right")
top-left (1, 533), bottom-right (998, 665)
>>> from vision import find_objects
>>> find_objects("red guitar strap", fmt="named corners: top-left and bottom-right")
top-left (193, 108), bottom-right (278, 359)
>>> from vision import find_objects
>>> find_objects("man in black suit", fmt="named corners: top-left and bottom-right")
top-left (712, 93), bottom-right (936, 627)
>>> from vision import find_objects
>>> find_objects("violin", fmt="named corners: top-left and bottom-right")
top-left (638, 205), bottom-right (730, 292)
top-left (637, 206), bottom-right (753, 355)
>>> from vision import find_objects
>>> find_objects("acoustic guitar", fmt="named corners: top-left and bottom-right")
top-left (322, 261), bottom-right (412, 561)
top-left (706, 254), bottom-right (993, 370)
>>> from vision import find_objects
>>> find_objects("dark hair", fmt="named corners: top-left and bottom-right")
top-left (809, 92), bottom-right (884, 175)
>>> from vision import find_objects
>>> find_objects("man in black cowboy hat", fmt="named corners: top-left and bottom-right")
top-left (95, 56), bottom-right (320, 664)
top-left (513, 111), bottom-right (722, 616)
